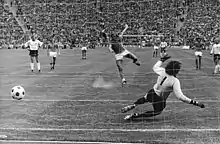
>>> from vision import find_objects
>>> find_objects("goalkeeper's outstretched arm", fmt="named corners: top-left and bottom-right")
top-left (173, 79), bottom-right (205, 108)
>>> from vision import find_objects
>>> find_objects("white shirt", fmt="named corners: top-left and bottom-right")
top-left (160, 42), bottom-right (168, 48)
top-left (25, 39), bottom-right (43, 50)
top-left (81, 46), bottom-right (87, 50)
top-left (210, 43), bottom-right (220, 54)
top-left (153, 61), bottom-right (191, 104)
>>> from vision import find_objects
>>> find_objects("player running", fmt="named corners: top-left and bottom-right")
top-left (108, 24), bottom-right (141, 85)
top-left (47, 39), bottom-right (60, 70)
top-left (121, 55), bottom-right (205, 120)
top-left (194, 37), bottom-right (204, 70)
top-left (210, 38), bottom-right (220, 75)
top-left (25, 34), bottom-right (43, 72)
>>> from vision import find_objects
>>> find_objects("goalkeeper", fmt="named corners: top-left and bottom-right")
top-left (121, 55), bottom-right (205, 120)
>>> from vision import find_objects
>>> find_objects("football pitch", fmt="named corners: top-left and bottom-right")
top-left (0, 46), bottom-right (220, 144)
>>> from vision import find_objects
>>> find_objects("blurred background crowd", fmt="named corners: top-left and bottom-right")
top-left (0, 0), bottom-right (220, 49)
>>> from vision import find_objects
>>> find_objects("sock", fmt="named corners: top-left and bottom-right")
top-left (134, 97), bottom-right (147, 105)
top-left (30, 63), bottom-right (34, 70)
top-left (53, 57), bottom-right (56, 67)
top-left (199, 57), bottom-right (201, 69)
top-left (214, 65), bottom-right (218, 73)
top-left (195, 59), bottom-right (198, 68)
top-left (37, 62), bottom-right (40, 70)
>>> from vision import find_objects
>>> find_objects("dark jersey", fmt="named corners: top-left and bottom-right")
top-left (194, 42), bottom-right (203, 51)
top-left (111, 43), bottom-right (125, 54)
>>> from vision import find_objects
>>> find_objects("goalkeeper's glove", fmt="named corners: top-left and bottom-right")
top-left (160, 55), bottom-right (171, 62)
top-left (190, 100), bottom-right (205, 108)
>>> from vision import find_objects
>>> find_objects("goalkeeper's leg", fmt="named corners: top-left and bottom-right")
top-left (124, 97), bottom-right (166, 120)
top-left (124, 108), bottom-right (164, 120)
top-left (121, 89), bottom-right (156, 113)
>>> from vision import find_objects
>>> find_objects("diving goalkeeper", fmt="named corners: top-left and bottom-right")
top-left (121, 55), bottom-right (205, 120)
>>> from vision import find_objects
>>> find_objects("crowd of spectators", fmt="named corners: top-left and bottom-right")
top-left (0, 0), bottom-right (220, 49)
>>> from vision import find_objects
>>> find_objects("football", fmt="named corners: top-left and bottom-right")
top-left (11, 86), bottom-right (25, 100)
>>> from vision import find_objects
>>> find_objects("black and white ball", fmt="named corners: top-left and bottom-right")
top-left (11, 86), bottom-right (25, 100)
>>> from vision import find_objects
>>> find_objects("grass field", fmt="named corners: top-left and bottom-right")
top-left (0, 46), bottom-right (220, 144)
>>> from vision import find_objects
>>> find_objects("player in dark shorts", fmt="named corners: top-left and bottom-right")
top-left (121, 55), bottom-right (205, 120)
top-left (210, 37), bottom-right (220, 74)
top-left (25, 34), bottom-right (43, 72)
top-left (108, 24), bottom-right (141, 85)
top-left (159, 39), bottom-right (168, 57)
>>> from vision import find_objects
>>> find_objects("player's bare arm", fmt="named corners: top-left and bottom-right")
top-left (119, 24), bottom-right (129, 38)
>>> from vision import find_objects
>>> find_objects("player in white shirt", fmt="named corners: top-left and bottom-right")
top-left (159, 39), bottom-right (168, 57)
top-left (121, 55), bottom-right (205, 120)
top-left (81, 42), bottom-right (88, 59)
top-left (153, 39), bottom-right (160, 57)
top-left (210, 38), bottom-right (220, 74)
top-left (25, 35), bottom-right (43, 72)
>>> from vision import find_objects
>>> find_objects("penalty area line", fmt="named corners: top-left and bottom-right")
top-left (0, 140), bottom-right (145, 144)
top-left (1, 127), bottom-right (220, 132)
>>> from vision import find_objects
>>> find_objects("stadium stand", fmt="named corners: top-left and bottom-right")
top-left (0, 0), bottom-right (220, 49)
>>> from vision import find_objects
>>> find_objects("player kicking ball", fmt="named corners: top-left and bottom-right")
top-left (194, 37), bottom-right (204, 70)
top-left (25, 34), bottom-right (43, 72)
top-left (121, 54), bottom-right (205, 120)
top-left (47, 39), bottom-right (61, 70)
top-left (108, 24), bottom-right (141, 85)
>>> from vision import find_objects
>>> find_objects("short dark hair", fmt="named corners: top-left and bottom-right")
top-left (165, 61), bottom-right (182, 77)
top-left (110, 33), bottom-right (119, 42)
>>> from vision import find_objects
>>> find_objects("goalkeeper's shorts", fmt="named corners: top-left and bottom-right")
top-left (145, 89), bottom-right (166, 112)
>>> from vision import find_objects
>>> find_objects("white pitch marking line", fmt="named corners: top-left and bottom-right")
top-left (0, 99), bottom-right (217, 103)
top-left (0, 140), bottom-right (145, 144)
top-left (1, 128), bottom-right (220, 132)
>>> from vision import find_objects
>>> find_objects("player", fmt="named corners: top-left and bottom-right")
top-left (47, 39), bottom-right (60, 70)
top-left (25, 34), bottom-right (43, 72)
top-left (159, 39), bottom-right (168, 57)
top-left (194, 37), bottom-right (204, 70)
top-left (210, 37), bottom-right (220, 74)
top-left (81, 41), bottom-right (88, 59)
top-left (121, 55), bottom-right (205, 120)
top-left (108, 24), bottom-right (141, 85)
top-left (153, 39), bottom-right (159, 57)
